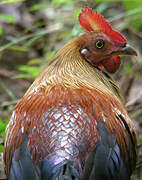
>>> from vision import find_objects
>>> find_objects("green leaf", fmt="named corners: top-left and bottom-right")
top-left (18, 66), bottom-right (41, 74)
top-left (96, 0), bottom-right (118, 1)
top-left (0, 118), bottom-right (9, 137)
top-left (0, 27), bottom-right (3, 36)
top-left (52, 0), bottom-right (74, 5)
top-left (0, 14), bottom-right (16, 24)
top-left (72, 8), bottom-right (83, 37)
top-left (28, 59), bottom-right (41, 65)
top-left (29, 3), bottom-right (46, 11)
top-left (16, 65), bottom-right (42, 79)
top-left (0, 0), bottom-right (24, 4)
top-left (8, 45), bottom-right (28, 52)
top-left (0, 145), bottom-right (4, 152)
top-left (14, 74), bottom-right (35, 79)
top-left (74, 8), bottom-right (82, 20)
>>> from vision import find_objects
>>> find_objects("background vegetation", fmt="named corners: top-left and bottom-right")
top-left (0, 0), bottom-right (142, 179)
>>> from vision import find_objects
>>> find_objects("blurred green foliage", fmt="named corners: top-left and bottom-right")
top-left (123, 1), bottom-right (142, 30)
top-left (0, 0), bottom-right (24, 5)
top-left (0, 118), bottom-right (9, 152)
top-left (0, 14), bottom-right (16, 23)
top-left (15, 65), bottom-right (42, 79)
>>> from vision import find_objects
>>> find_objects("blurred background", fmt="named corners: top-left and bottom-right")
top-left (0, 0), bottom-right (142, 179)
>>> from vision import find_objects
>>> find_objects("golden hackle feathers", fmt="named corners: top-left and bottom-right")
top-left (25, 33), bottom-right (124, 105)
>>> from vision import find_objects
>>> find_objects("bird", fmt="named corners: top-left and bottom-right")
top-left (4, 7), bottom-right (137, 180)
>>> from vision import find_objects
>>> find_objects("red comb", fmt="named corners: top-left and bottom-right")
top-left (79, 7), bottom-right (112, 32)
top-left (79, 7), bottom-right (126, 44)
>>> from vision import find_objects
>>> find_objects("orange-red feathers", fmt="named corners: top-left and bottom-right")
top-left (79, 7), bottom-right (126, 44)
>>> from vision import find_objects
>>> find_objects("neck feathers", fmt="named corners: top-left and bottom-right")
top-left (25, 36), bottom-right (124, 105)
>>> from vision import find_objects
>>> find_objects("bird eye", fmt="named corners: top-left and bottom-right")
top-left (95, 39), bottom-right (105, 49)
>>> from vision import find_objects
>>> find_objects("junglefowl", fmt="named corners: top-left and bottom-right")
top-left (4, 7), bottom-right (137, 180)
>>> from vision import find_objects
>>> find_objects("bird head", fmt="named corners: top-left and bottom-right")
top-left (78, 7), bottom-right (137, 73)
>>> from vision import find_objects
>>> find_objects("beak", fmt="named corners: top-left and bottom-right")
top-left (112, 44), bottom-right (137, 56)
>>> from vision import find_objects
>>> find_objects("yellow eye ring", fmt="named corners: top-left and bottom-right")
top-left (95, 39), bottom-right (105, 49)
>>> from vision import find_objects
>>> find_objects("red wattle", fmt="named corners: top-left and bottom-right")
top-left (102, 56), bottom-right (121, 73)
